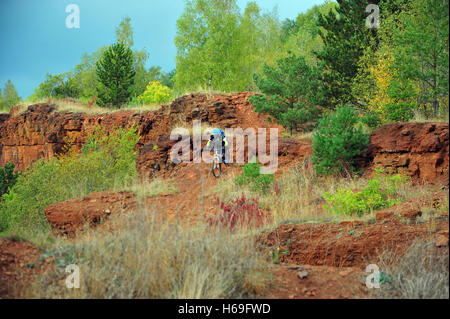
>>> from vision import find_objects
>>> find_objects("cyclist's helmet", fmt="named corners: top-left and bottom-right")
top-left (211, 128), bottom-right (224, 136)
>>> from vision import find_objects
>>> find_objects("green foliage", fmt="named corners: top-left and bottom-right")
top-left (249, 53), bottom-right (322, 134)
top-left (173, 0), bottom-right (337, 93)
top-left (0, 163), bottom-right (20, 198)
top-left (174, 0), bottom-right (287, 93)
top-left (351, 0), bottom-right (449, 121)
top-left (316, 0), bottom-right (379, 108)
top-left (360, 111), bottom-right (382, 129)
top-left (30, 73), bottom-right (79, 100)
top-left (1, 79), bottom-right (20, 111)
top-left (323, 173), bottom-right (407, 216)
top-left (384, 78), bottom-right (416, 122)
top-left (96, 42), bottom-right (136, 107)
top-left (389, 0), bottom-right (449, 118)
top-left (283, 1), bottom-right (337, 67)
top-left (137, 81), bottom-right (172, 104)
top-left (235, 160), bottom-right (274, 193)
top-left (383, 103), bottom-right (414, 122)
top-left (312, 105), bottom-right (369, 175)
top-left (0, 127), bottom-right (139, 234)
top-left (175, 0), bottom-right (243, 92)
top-left (0, 88), bottom-right (3, 110)
top-left (70, 49), bottom-right (106, 100)
top-left (29, 17), bottom-right (169, 103)
top-left (116, 16), bottom-right (134, 47)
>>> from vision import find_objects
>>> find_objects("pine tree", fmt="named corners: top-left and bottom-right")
top-left (312, 105), bottom-right (369, 175)
top-left (95, 42), bottom-right (136, 107)
top-left (316, 0), bottom-right (379, 108)
top-left (2, 80), bottom-right (20, 110)
top-left (249, 53), bottom-right (322, 134)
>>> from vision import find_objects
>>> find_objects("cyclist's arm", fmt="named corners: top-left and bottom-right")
top-left (206, 135), bottom-right (213, 149)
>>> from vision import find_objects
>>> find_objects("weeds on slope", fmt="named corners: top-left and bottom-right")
top-left (371, 240), bottom-right (449, 299)
top-left (23, 209), bottom-right (271, 299)
top-left (0, 126), bottom-right (139, 242)
top-left (211, 158), bottom-right (419, 228)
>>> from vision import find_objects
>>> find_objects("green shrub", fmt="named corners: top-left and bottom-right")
top-left (312, 105), bottom-right (369, 175)
top-left (360, 111), bottom-right (382, 129)
top-left (0, 127), bottom-right (139, 235)
top-left (384, 102), bottom-right (415, 122)
top-left (235, 160), bottom-right (274, 194)
top-left (323, 173), bottom-right (407, 216)
top-left (0, 163), bottom-right (20, 198)
top-left (137, 81), bottom-right (172, 104)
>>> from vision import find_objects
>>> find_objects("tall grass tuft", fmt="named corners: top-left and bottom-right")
top-left (24, 209), bottom-right (271, 299)
top-left (371, 240), bottom-right (449, 299)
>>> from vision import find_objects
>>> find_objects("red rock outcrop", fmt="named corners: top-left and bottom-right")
top-left (0, 93), bottom-right (296, 178)
top-left (2, 95), bottom-right (447, 184)
top-left (44, 191), bottom-right (137, 237)
top-left (364, 122), bottom-right (449, 184)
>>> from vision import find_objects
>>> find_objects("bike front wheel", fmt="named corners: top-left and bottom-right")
top-left (211, 160), bottom-right (221, 178)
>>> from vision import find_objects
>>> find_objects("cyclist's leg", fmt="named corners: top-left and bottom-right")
top-left (222, 147), bottom-right (230, 165)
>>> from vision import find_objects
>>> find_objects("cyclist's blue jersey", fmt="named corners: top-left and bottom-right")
top-left (208, 128), bottom-right (228, 149)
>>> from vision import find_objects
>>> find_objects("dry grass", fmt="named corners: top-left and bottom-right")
top-left (281, 131), bottom-right (315, 143)
top-left (122, 102), bottom-right (166, 112)
top-left (16, 98), bottom-right (109, 115)
top-left (22, 209), bottom-right (271, 299)
top-left (411, 109), bottom-right (449, 123)
top-left (174, 87), bottom-right (229, 99)
top-left (124, 178), bottom-right (179, 198)
top-left (370, 240), bottom-right (449, 299)
top-left (5, 98), bottom-right (168, 116)
top-left (209, 159), bottom-right (424, 230)
top-left (210, 159), bottom-right (371, 226)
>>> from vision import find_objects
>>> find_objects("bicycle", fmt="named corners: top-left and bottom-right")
top-left (211, 148), bottom-right (222, 178)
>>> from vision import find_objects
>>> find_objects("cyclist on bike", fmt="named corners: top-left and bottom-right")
top-left (206, 128), bottom-right (229, 165)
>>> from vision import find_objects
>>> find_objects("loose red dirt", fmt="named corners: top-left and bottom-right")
top-left (0, 238), bottom-right (52, 298)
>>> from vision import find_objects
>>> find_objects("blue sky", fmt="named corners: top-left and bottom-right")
top-left (0, 0), bottom-right (326, 98)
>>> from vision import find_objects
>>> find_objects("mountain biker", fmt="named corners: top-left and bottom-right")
top-left (206, 128), bottom-right (229, 165)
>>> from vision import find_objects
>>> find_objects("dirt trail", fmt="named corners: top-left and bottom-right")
top-left (262, 264), bottom-right (368, 299)
top-left (141, 161), bottom-right (235, 220)
top-left (0, 238), bottom-right (52, 298)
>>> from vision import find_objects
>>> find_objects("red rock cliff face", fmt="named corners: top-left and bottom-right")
top-left (0, 93), bottom-right (299, 178)
top-left (1, 95), bottom-right (448, 184)
top-left (364, 122), bottom-right (449, 184)
top-left (0, 103), bottom-right (167, 172)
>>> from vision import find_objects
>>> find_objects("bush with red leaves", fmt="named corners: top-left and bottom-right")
top-left (207, 194), bottom-right (268, 231)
